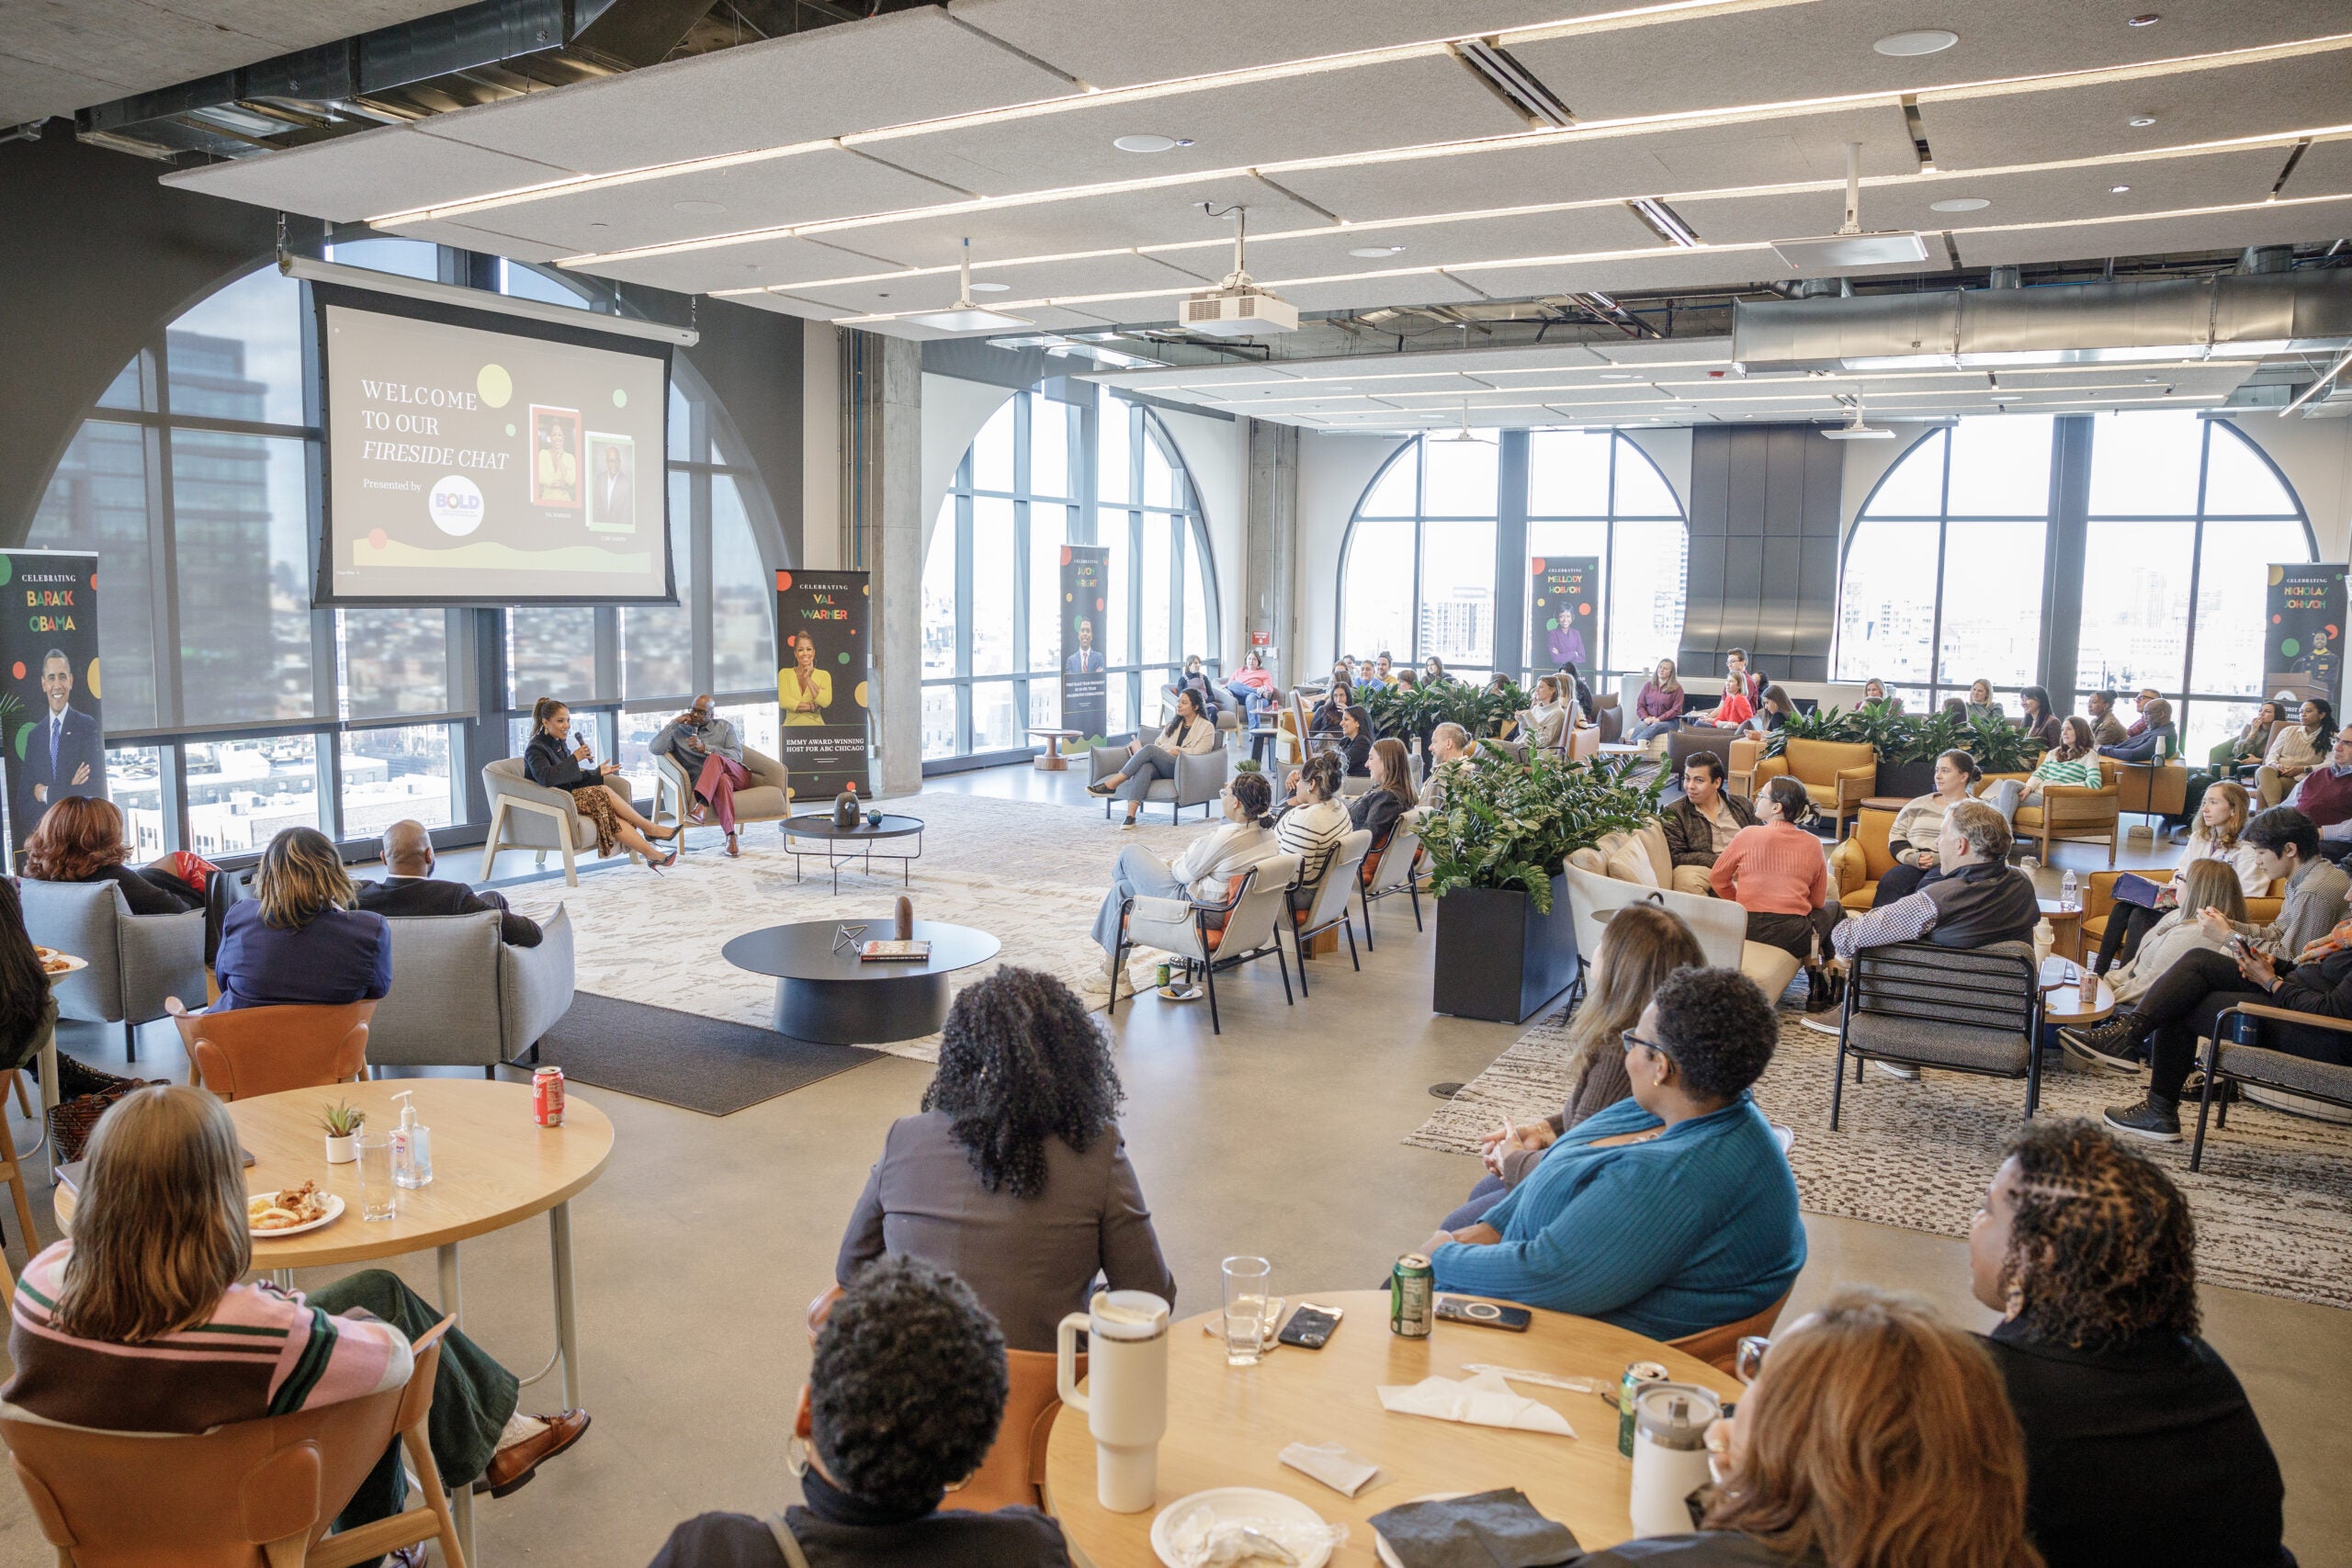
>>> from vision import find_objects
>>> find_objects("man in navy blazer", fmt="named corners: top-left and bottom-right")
top-left (17, 649), bottom-right (105, 828)
top-left (1065, 618), bottom-right (1105, 673)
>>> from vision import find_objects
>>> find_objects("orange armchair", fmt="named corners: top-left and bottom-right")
top-left (2082, 869), bottom-right (2284, 953)
top-left (1980, 773), bottom-right (2121, 867)
top-left (1750, 739), bottom-right (1880, 837)
top-left (1828, 807), bottom-right (1898, 912)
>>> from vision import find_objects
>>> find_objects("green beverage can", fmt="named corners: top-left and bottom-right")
top-left (1618, 1360), bottom-right (1669, 1457)
top-left (1390, 1254), bottom-right (1433, 1338)
top-left (1156, 961), bottom-right (1171, 990)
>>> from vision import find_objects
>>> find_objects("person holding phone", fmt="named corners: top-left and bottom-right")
top-left (524, 698), bottom-right (679, 870)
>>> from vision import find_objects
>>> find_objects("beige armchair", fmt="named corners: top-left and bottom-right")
top-left (651, 745), bottom-right (792, 842)
top-left (1747, 738), bottom-right (1879, 836)
top-left (1978, 772), bottom-right (2120, 866)
top-left (479, 757), bottom-right (638, 886)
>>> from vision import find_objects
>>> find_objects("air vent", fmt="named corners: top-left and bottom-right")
top-left (1454, 39), bottom-right (1574, 129)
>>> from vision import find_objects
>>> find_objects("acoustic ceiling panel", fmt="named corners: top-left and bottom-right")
top-left (1272, 104), bottom-right (1913, 222)
top-left (824, 174), bottom-right (1331, 274)
top-left (872, 53), bottom-right (1527, 197)
top-left (570, 237), bottom-right (911, 299)
top-left (1923, 47), bottom-right (2352, 170)
top-left (413, 8), bottom-right (1080, 175)
top-left (0, 49), bottom-right (103, 123)
top-left (159, 128), bottom-right (575, 223)
top-left (1953, 195), bottom-right (2352, 265)
top-left (379, 219), bottom-right (571, 265)
top-left (753, 250), bottom-right (1213, 315)
top-left (2282, 135), bottom-right (2352, 198)
top-left (1240, 203), bottom-right (1661, 276)
top-left (1442, 245), bottom-right (1816, 303)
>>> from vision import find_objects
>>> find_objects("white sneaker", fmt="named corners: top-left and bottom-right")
top-left (1800, 1015), bottom-right (1841, 1037)
top-left (1872, 1060), bottom-right (1921, 1081)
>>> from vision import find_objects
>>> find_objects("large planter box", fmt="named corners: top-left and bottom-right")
top-left (1431, 874), bottom-right (1579, 1024)
top-left (1875, 756), bottom-right (1937, 800)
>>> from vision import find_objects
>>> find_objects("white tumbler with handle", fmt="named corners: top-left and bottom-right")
top-left (1056, 1289), bottom-right (1170, 1514)
top-left (1629, 1382), bottom-right (1722, 1538)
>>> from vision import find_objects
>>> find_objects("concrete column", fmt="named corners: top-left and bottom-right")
top-left (1244, 417), bottom-right (1300, 682)
top-left (800, 319), bottom-right (842, 570)
top-left (859, 333), bottom-right (925, 797)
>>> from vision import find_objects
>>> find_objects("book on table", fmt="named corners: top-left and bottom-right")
top-left (859, 940), bottom-right (931, 962)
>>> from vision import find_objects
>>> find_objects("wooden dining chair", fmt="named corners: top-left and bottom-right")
top-left (166, 999), bottom-right (375, 1102)
top-left (1669, 1289), bottom-right (1792, 1376)
top-left (0, 1315), bottom-right (467, 1568)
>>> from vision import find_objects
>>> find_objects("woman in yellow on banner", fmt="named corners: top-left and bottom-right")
top-left (779, 634), bottom-right (832, 726)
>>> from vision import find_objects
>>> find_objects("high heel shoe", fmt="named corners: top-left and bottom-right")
top-left (647, 847), bottom-right (679, 872)
top-left (652, 824), bottom-right (683, 842)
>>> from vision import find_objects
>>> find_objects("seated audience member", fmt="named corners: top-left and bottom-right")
top-left (1330, 704), bottom-right (1374, 777)
top-left (1091, 688), bottom-right (1221, 828)
top-left (2085, 688), bottom-right (2128, 749)
top-left (836, 969), bottom-right (1173, 1352)
top-left (1984, 717), bottom-right (2103, 826)
top-left (1161, 654), bottom-right (1223, 723)
top-left (1360, 651), bottom-right (1396, 692)
top-left (2284, 724), bottom-right (2352, 852)
top-left (1577, 1289), bottom-right (2041, 1568)
top-left (651, 694), bottom-right (752, 858)
top-left (2014, 685), bottom-right (2060, 749)
top-left (1860, 676), bottom-right (1902, 713)
top-left (1419, 723), bottom-right (1477, 811)
top-left (0, 880), bottom-right (51, 1085)
top-left (1223, 648), bottom-right (1279, 722)
top-left (1274, 753), bottom-right (1351, 886)
top-left (1309, 672), bottom-right (1355, 734)
top-left (1664, 750), bottom-right (1758, 896)
top-left (1091, 773), bottom-right (1277, 963)
top-left (1347, 737), bottom-right (1417, 845)
top-left (1873, 750), bottom-right (1983, 908)
top-left (1446, 906), bottom-right (1706, 1230)
top-left (1964, 679), bottom-right (2005, 725)
top-left (355, 819), bottom-right (542, 948)
top-left (1515, 676), bottom-right (1572, 751)
top-left (1422, 655), bottom-right (1453, 685)
top-left (524, 698), bottom-right (679, 870)
top-left (1557, 661), bottom-right (1596, 718)
top-left (4, 1087), bottom-right (585, 1544)
top-left (1712, 776), bottom-right (1843, 1010)
top-left (212, 828), bottom-right (392, 1012)
top-left (2090, 780), bottom-right (2260, 974)
top-left (649, 1257), bottom-right (1069, 1568)
top-left (1631, 659), bottom-right (1686, 742)
top-left (2198, 805), bottom-right (2347, 963)
top-left (2098, 696), bottom-right (2177, 766)
top-left (1749, 684), bottom-right (1794, 735)
top-left (22, 795), bottom-right (240, 962)
top-left (1724, 648), bottom-right (1764, 705)
top-left (2188, 699), bottom-right (2283, 818)
top-left (2256, 697), bottom-right (2332, 807)
top-left (1968, 1121), bottom-right (2289, 1568)
top-left (1423, 966), bottom-right (1804, 1338)
top-left (1687, 672), bottom-right (1755, 731)
top-left (1941, 697), bottom-right (1970, 721)
top-left (2104, 861), bottom-right (2244, 1007)
top-left (1833, 800), bottom-right (2039, 962)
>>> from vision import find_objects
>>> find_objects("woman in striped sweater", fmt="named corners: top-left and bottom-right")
top-left (1984, 715), bottom-right (2103, 824)
top-left (3, 1088), bottom-right (587, 1549)
top-left (1274, 752), bottom-right (1351, 886)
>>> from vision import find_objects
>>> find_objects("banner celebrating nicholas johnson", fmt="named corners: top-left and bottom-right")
top-left (775, 570), bottom-right (872, 802)
top-left (1060, 544), bottom-right (1109, 746)
top-left (1529, 556), bottom-right (1600, 675)
top-left (2, 550), bottom-right (105, 861)
top-left (2264, 562), bottom-right (2348, 708)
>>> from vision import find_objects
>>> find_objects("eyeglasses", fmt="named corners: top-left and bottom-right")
top-left (1621, 1030), bottom-right (1672, 1060)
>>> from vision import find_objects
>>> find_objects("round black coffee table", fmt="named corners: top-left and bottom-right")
top-left (782, 812), bottom-right (924, 892)
top-left (720, 919), bottom-right (1001, 1043)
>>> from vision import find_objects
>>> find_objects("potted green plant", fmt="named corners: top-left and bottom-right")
top-left (1419, 749), bottom-right (1664, 1022)
top-left (1877, 705), bottom-right (1971, 798)
top-left (320, 1100), bottom-right (366, 1164)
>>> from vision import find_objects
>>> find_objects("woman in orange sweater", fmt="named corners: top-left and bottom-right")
top-left (1711, 774), bottom-right (1846, 1010)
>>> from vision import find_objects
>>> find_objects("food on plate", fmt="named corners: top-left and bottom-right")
top-left (247, 1180), bottom-right (331, 1231)
top-left (33, 946), bottom-right (57, 960)
top-left (41, 957), bottom-right (73, 975)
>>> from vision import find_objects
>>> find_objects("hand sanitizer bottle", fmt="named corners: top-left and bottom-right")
top-left (390, 1090), bottom-right (433, 1189)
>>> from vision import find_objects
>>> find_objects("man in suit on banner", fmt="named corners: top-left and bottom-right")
top-left (1066, 618), bottom-right (1104, 673)
top-left (18, 649), bottom-right (105, 827)
top-left (595, 444), bottom-right (634, 529)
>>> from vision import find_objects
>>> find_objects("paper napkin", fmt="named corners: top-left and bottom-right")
top-left (1279, 1440), bottom-right (1381, 1496)
top-left (1374, 1370), bottom-right (1577, 1438)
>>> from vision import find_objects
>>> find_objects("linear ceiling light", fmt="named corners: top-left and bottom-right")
top-left (276, 253), bottom-right (699, 344)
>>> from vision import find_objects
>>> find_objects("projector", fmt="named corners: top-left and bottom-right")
top-left (1770, 231), bottom-right (1931, 270)
top-left (1181, 284), bottom-right (1298, 337)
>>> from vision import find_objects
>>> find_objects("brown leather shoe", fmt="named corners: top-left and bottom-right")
top-left (725, 834), bottom-right (741, 858)
top-left (477, 1409), bottom-right (591, 1498)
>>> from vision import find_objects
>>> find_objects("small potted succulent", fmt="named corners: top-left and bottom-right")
top-left (320, 1100), bottom-right (366, 1164)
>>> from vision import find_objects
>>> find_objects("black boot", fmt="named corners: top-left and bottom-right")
top-left (2104, 1091), bottom-right (2181, 1142)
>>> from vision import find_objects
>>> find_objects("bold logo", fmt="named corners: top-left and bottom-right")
top-left (428, 474), bottom-right (484, 536)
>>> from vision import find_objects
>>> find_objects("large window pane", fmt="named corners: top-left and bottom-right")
top-left (615, 709), bottom-right (672, 805)
top-left (624, 471), bottom-right (695, 701)
top-left (96, 355), bottom-right (148, 412)
top-left (1102, 514), bottom-right (1131, 666)
top-left (710, 473), bottom-right (773, 694)
top-left (922, 685), bottom-right (958, 760)
top-left (1340, 517), bottom-right (1415, 667)
top-left (1419, 519), bottom-right (1495, 669)
top-left (105, 746), bottom-right (165, 854)
top-left (511, 605), bottom-right (598, 704)
top-left (1360, 446), bottom-right (1418, 517)
top-left (1029, 502), bottom-right (1065, 673)
top-left (342, 725), bottom-right (453, 835)
top-left (1182, 537), bottom-right (1210, 668)
top-left (1861, 431), bottom-right (1945, 517)
top-left (2202, 424), bottom-right (2298, 515)
top-left (1032, 398), bottom-right (1073, 500)
top-left (1422, 438), bottom-right (1498, 517)
top-left (1613, 447), bottom-right (1681, 518)
top-left (501, 261), bottom-right (591, 309)
top-left (1140, 513), bottom-right (1171, 667)
top-left (2191, 517), bottom-right (2313, 699)
top-left (971, 497), bottom-right (1016, 676)
top-left (2088, 411), bottom-right (2203, 516)
top-left (2076, 520), bottom-right (2194, 694)
top-left (922, 500), bottom-right (958, 678)
top-left (28, 419), bottom-right (159, 730)
top-left (1836, 519), bottom-right (1939, 685)
top-left (972, 681), bottom-right (1021, 752)
top-left (1611, 516), bottom-right (1688, 680)
top-left (328, 238), bottom-right (437, 281)
top-left (1945, 416), bottom-right (2053, 516)
top-left (172, 431), bottom-right (314, 726)
top-left (183, 735), bottom-right (319, 855)
top-left (1144, 433), bottom-right (1180, 509)
top-left (1529, 431), bottom-right (1611, 516)
top-left (1937, 521), bottom-right (2045, 690)
top-left (971, 399), bottom-right (1014, 492)
top-left (1100, 400), bottom-right (1132, 503)
top-left (168, 268), bottom-right (303, 428)
top-left (337, 609), bottom-right (451, 719)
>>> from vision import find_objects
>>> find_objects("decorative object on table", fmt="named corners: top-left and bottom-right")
top-left (1151, 1487), bottom-right (1342, 1568)
top-left (47, 1056), bottom-right (169, 1164)
top-left (1367, 1488), bottom-right (1580, 1568)
top-left (1057, 1289), bottom-right (1171, 1514)
top-left (1629, 1382), bottom-right (1722, 1538)
top-left (319, 1099), bottom-right (366, 1164)
top-left (829, 922), bottom-right (868, 955)
top-left (1278, 1441), bottom-right (1380, 1498)
top-left (832, 780), bottom-right (862, 829)
top-left (389, 1089), bottom-right (434, 1189)
top-left (858, 939), bottom-right (933, 962)
top-left (1374, 1369), bottom-right (1577, 1437)
top-left (894, 895), bottom-right (913, 942)
top-left (866, 807), bottom-right (883, 828)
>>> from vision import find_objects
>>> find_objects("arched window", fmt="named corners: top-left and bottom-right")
top-left (922, 389), bottom-right (1217, 762)
top-left (27, 242), bottom-right (781, 852)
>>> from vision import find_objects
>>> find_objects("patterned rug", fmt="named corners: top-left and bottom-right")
top-left (1408, 1004), bottom-right (2352, 1310)
top-left (499, 791), bottom-right (1195, 1064)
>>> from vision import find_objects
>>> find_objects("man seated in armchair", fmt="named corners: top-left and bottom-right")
top-left (1661, 750), bottom-right (1756, 896)
top-left (356, 820), bottom-right (543, 948)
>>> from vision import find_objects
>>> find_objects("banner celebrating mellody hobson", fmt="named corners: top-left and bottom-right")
top-left (1, 550), bottom-right (105, 863)
top-left (775, 570), bottom-right (872, 803)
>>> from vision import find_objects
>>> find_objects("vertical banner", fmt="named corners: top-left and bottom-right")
top-left (1060, 544), bottom-right (1109, 747)
top-left (775, 570), bottom-right (871, 803)
top-left (2265, 563), bottom-right (2348, 706)
top-left (2, 550), bottom-right (105, 862)
top-left (1529, 556), bottom-right (1600, 673)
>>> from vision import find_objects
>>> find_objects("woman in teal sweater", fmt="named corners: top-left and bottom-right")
top-left (1423, 966), bottom-right (1804, 1341)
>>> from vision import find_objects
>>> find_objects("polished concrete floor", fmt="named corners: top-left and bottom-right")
top-left (0, 769), bottom-right (2344, 1566)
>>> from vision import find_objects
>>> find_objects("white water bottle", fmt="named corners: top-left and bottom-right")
top-left (1056, 1290), bottom-right (1170, 1513)
top-left (1630, 1382), bottom-right (1722, 1537)
top-left (2061, 870), bottom-right (2077, 911)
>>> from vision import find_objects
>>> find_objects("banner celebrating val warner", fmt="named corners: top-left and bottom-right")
top-left (1, 550), bottom-right (105, 862)
top-left (775, 570), bottom-right (872, 802)
top-left (1060, 544), bottom-right (1109, 747)
top-left (2264, 562), bottom-right (2348, 709)
top-left (1529, 556), bottom-right (1600, 676)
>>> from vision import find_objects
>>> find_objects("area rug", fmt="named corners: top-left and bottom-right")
top-left (498, 791), bottom-right (1196, 1066)
top-left (534, 994), bottom-right (875, 1116)
top-left (1408, 1007), bottom-right (2352, 1310)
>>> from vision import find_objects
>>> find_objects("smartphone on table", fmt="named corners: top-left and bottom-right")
top-left (1276, 1302), bottom-right (1344, 1349)
top-left (1434, 1295), bottom-right (1532, 1332)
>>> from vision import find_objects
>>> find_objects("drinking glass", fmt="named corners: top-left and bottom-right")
top-left (357, 1134), bottom-right (399, 1222)
top-left (1222, 1256), bottom-right (1272, 1367)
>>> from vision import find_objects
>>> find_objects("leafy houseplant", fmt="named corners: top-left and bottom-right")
top-left (1420, 749), bottom-right (1665, 915)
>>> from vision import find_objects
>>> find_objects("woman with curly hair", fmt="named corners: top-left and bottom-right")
top-left (834, 967), bottom-right (1173, 1352)
top-left (23, 795), bottom-right (242, 961)
top-left (1579, 1288), bottom-right (2041, 1568)
top-left (1967, 1120), bottom-right (2287, 1568)
top-left (650, 1255), bottom-right (1069, 1568)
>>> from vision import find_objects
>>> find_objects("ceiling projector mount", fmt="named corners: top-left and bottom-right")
top-left (1182, 203), bottom-right (1299, 338)
top-left (1771, 142), bottom-right (1930, 271)
top-left (1823, 394), bottom-right (1896, 440)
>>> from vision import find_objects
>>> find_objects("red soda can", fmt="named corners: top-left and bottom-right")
top-left (533, 1066), bottom-right (566, 1127)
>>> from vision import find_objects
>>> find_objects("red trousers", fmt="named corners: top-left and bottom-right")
top-left (695, 753), bottom-right (752, 833)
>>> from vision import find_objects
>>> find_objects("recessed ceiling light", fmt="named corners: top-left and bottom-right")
top-left (2129, 115), bottom-right (2157, 127)
top-left (672, 200), bottom-right (727, 214)
top-left (1347, 245), bottom-right (1407, 258)
top-left (1600, 371), bottom-right (1638, 380)
top-left (1113, 133), bottom-right (1191, 153)
top-left (1929, 197), bottom-right (1991, 212)
top-left (1873, 28), bottom-right (1959, 56)
top-left (2127, 12), bottom-right (2159, 25)
top-left (2109, 184), bottom-right (2132, 194)
top-left (968, 281), bottom-right (1011, 292)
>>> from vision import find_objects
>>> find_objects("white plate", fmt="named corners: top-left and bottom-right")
top-left (1151, 1487), bottom-right (1333, 1568)
top-left (39, 953), bottom-right (86, 980)
top-left (249, 1192), bottom-right (345, 1238)
top-left (1373, 1493), bottom-right (1472, 1568)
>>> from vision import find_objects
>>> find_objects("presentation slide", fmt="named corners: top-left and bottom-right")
top-left (315, 287), bottom-right (673, 604)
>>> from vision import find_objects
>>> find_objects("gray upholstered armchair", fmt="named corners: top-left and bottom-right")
top-left (19, 878), bottom-right (207, 1061)
top-left (478, 757), bottom-right (639, 886)
top-left (650, 746), bottom-right (793, 840)
top-left (367, 906), bottom-right (576, 1074)
top-left (1088, 742), bottom-right (1228, 823)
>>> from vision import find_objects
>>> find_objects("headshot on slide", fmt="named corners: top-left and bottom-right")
top-left (1066, 616), bottom-right (1102, 673)
top-left (779, 633), bottom-right (832, 726)
top-left (588, 434), bottom-right (635, 531)
top-left (531, 406), bottom-right (582, 507)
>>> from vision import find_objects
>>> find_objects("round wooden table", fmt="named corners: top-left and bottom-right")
top-left (2039, 954), bottom-right (2115, 1026)
top-left (2038, 898), bottom-right (2086, 964)
top-left (1044, 1291), bottom-right (1737, 1566)
top-left (56, 1078), bottom-right (612, 1566)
